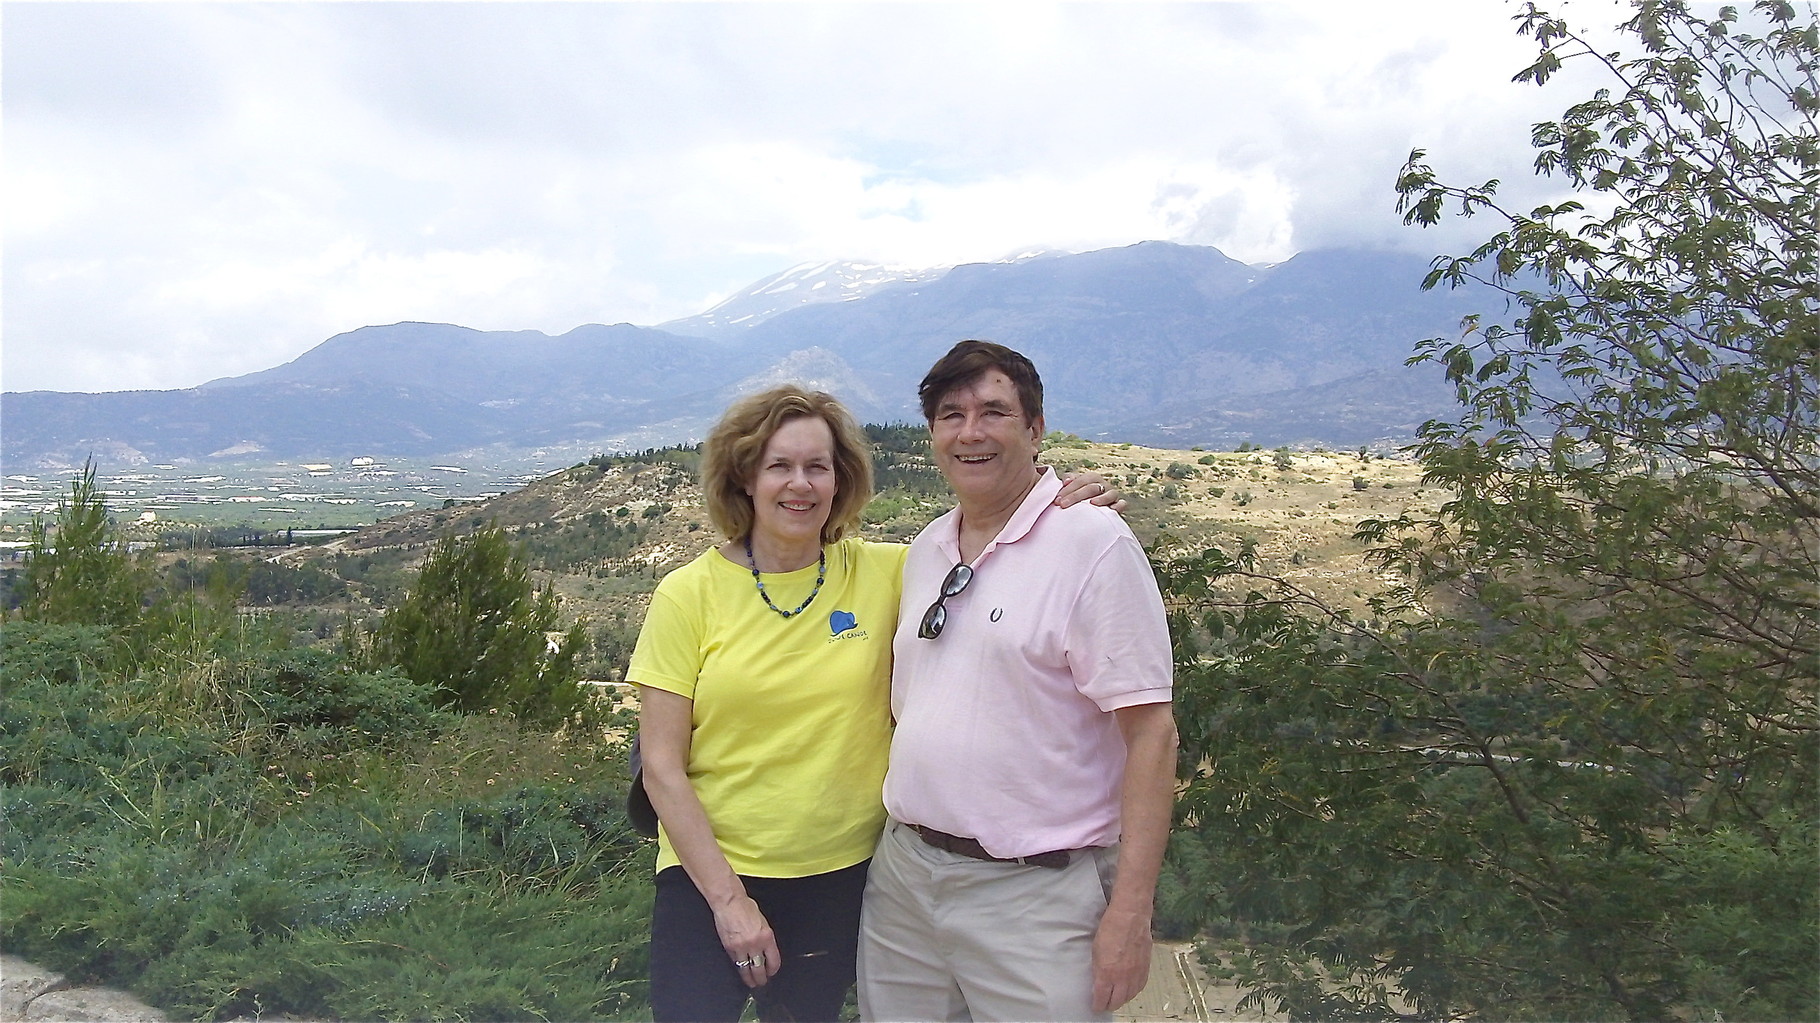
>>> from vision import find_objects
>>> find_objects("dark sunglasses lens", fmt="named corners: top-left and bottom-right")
top-left (920, 564), bottom-right (971, 639)
top-left (919, 602), bottom-right (946, 639)
top-left (943, 564), bottom-right (973, 597)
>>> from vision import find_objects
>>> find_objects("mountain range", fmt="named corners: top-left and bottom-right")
top-left (1, 241), bottom-right (1496, 468)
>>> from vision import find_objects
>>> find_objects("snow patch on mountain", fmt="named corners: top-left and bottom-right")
top-left (661, 251), bottom-right (1066, 339)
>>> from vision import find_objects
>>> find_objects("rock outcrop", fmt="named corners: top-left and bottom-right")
top-left (0, 956), bottom-right (166, 1022)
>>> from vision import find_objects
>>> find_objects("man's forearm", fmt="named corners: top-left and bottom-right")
top-left (1107, 701), bottom-right (1179, 917)
top-left (1091, 701), bottom-right (1179, 1011)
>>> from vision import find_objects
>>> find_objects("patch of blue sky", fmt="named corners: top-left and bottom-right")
top-left (860, 197), bottom-right (928, 224)
top-left (843, 135), bottom-right (983, 191)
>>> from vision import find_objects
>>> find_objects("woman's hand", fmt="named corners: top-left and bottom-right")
top-left (712, 891), bottom-right (782, 988)
top-left (638, 687), bottom-right (782, 988)
top-left (1056, 470), bottom-right (1127, 513)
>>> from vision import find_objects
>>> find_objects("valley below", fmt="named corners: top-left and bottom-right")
top-left (13, 434), bottom-right (1440, 678)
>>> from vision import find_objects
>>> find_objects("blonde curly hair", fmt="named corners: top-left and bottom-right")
top-left (699, 385), bottom-right (874, 545)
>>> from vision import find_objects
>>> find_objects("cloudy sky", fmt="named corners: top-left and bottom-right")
top-left (4, 1), bottom-right (1612, 395)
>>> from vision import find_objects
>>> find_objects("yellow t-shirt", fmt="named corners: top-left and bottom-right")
top-left (627, 536), bottom-right (907, 877)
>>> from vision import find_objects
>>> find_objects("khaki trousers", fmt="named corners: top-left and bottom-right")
top-left (858, 818), bottom-right (1119, 1022)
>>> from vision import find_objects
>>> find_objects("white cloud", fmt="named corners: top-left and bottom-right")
top-left (2, 1), bottom-right (1616, 394)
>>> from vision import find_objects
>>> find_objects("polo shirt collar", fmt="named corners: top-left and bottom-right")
top-left (937, 466), bottom-right (1059, 564)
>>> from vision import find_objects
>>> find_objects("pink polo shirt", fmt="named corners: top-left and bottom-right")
top-left (883, 467), bottom-right (1173, 859)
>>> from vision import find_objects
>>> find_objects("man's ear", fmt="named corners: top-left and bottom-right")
top-left (1030, 416), bottom-right (1045, 455)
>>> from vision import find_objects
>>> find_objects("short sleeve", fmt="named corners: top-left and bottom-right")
top-left (626, 585), bottom-right (706, 700)
top-left (1065, 532), bottom-right (1173, 712)
top-left (861, 539), bottom-right (911, 577)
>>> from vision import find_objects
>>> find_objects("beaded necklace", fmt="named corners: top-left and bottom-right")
top-left (744, 536), bottom-right (827, 619)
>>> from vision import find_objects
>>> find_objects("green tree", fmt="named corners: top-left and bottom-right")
top-left (19, 459), bottom-right (145, 628)
top-left (364, 525), bottom-right (590, 725)
top-left (1166, 3), bottom-right (1817, 1020)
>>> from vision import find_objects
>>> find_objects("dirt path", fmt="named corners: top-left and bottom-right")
top-left (1117, 941), bottom-right (1278, 1023)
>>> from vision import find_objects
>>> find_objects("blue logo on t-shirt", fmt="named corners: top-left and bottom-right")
top-left (830, 610), bottom-right (858, 636)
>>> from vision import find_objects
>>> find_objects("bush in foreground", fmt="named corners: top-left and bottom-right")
top-left (1, 621), bottom-right (653, 1021)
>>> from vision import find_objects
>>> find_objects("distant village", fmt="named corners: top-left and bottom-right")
top-left (0, 454), bottom-right (567, 550)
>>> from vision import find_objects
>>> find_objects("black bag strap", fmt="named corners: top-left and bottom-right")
top-left (626, 731), bottom-right (659, 837)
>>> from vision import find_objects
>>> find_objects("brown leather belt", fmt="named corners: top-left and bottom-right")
top-left (906, 823), bottom-right (1073, 869)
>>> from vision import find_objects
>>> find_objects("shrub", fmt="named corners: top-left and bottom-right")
top-left (1, 630), bottom-right (654, 1022)
top-left (239, 647), bottom-right (443, 737)
top-left (164, 555), bottom-right (347, 606)
top-left (360, 525), bottom-right (591, 726)
top-left (0, 621), bottom-right (112, 689)
top-left (18, 460), bottom-right (145, 630)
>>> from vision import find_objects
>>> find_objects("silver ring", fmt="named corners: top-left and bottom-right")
top-left (736, 957), bottom-right (755, 969)
top-left (1096, 482), bottom-right (1106, 494)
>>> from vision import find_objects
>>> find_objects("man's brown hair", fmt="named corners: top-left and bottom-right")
top-left (917, 339), bottom-right (1045, 423)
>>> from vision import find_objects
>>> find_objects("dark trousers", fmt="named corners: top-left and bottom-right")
top-left (650, 860), bottom-right (868, 1023)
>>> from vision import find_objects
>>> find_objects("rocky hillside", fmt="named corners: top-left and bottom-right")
top-left (287, 436), bottom-right (1441, 666)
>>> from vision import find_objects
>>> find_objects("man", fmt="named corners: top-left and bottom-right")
top-left (858, 340), bottom-right (1178, 1022)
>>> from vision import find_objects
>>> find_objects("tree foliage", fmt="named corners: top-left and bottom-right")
top-left (19, 459), bottom-right (146, 629)
top-left (1165, 3), bottom-right (1817, 1020)
top-left (362, 525), bottom-right (590, 726)
top-left (16, 462), bottom-right (285, 672)
top-left (164, 554), bottom-right (348, 606)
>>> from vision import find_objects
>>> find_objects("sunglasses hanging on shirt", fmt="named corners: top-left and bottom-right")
top-left (917, 562), bottom-right (974, 639)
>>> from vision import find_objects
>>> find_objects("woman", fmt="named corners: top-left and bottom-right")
top-left (628, 385), bottom-right (1117, 1022)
